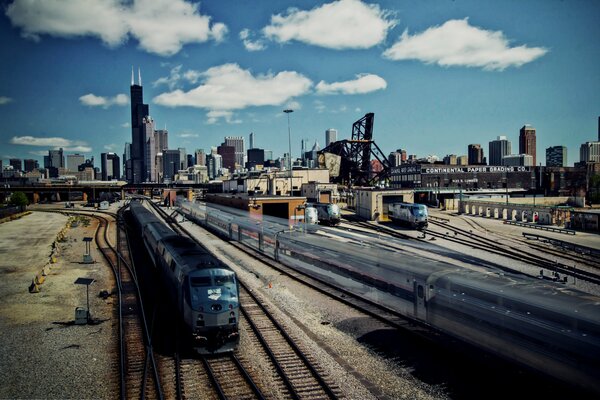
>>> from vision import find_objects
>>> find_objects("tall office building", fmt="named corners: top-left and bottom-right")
top-left (66, 154), bottom-right (85, 172)
top-left (9, 159), bottom-right (22, 171)
top-left (503, 154), bottom-right (533, 166)
top-left (24, 159), bottom-right (38, 172)
top-left (598, 116), bottom-right (600, 142)
top-left (154, 129), bottom-right (168, 153)
top-left (519, 125), bottom-right (537, 166)
top-left (195, 149), bottom-right (206, 166)
top-left (580, 142), bottom-right (600, 163)
top-left (178, 148), bottom-right (187, 170)
top-left (249, 132), bottom-right (255, 149)
top-left (123, 142), bottom-right (131, 180)
top-left (101, 152), bottom-right (120, 181)
top-left (468, 144), bottom-right (484, 165)
top-left (48, 148), bottom-right (65, 168)
top-left (546, 146), bottom-right (567, 167)
top-left (142, 117), bottom-right (156, 182)
top-left (162, 150), bottom-right (181, 182)
top-left (443, 154), bottom-right (458, 165)
top-left (489, 136), bottom-right (511, 166)
top-left (325, 129), bottom-right (337, 147)
top-left (130, 68), bottom-right (149, 183)
top-left (207, 153), bottom-right (223, 179)
top-left (224, 136), bottom-right (245, 169)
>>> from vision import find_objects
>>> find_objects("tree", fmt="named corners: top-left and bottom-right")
top-left (9, 191), bottom-right (28, 210)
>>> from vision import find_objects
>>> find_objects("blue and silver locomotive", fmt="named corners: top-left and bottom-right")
top-left (129, 200), bottom-right (240, 353)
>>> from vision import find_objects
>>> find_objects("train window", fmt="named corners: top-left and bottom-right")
top-left (191, 276), bottom-right (211, 286)
top-left (417, 285), bottom-right (424, 299)
top-left (214, 273), bottom-right (235, 286)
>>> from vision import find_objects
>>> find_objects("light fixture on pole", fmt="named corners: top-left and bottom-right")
top-left (284, 109), bottom-right (294, 196)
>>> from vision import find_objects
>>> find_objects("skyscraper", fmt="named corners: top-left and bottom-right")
top-left (468, 144), bottom-right (484, 165)
top-left (580, 142), bottom-right (600, 163)
top-left (66, 154), bottom-right (85, 172)
top-left (101, 152), bottom-right (120, 181)
top-left (48, 148), bottom-right (64, 168)
top-left (143, 117), bottom-right (156, 182)
top-left (162, 150), bottom-right (181, 182)
top-left (224, 136), bottom-right (245, 169)
top-left (489, 136), bottom-right (511, 166)
top-left (24, 159), bottom-right (38, 172)
top-left (546, 146), bottom-right (567, 167)
top-left (325, 128), bottom-right (337, 147)
top-left (130, 68), bottom-right (149, 183)
top-left (195, 149), bottom-right (206, 166)
top-left (519, 125), bottom-right (537, 166)
top-left (9, 158), bottom-right (22, 171)
top-left (249, 132), bottom-right (255, 149)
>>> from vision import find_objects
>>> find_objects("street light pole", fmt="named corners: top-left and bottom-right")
top-left (284, 109), bottom-right (294, 196)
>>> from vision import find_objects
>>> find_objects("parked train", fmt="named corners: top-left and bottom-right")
top-left (176, 198), bottom-right (600, 393)
top-left (307, 202), bottom-right (341, 226)
top-left (129, 200), bottom-right (240, 354)
top-left (388, 202), bottom-right (428, 229)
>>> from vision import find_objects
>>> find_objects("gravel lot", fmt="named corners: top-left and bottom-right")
top-left (0, 211), bottom-right (117, 399)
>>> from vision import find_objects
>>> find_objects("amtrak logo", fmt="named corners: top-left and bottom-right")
top-left (208, 288), bottom-right (222, 300)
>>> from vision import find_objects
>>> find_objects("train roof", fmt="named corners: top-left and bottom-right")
top-left (161, 235), bottom-right (231, 273)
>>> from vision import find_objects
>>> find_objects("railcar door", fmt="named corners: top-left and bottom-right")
top-left (413, 280), bottom-right (427, 320)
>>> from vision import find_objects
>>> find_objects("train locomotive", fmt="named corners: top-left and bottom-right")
top-left (129, 200), bottom-right (240, 354)
top-left (307, 202), bottom-right (341, 226)
top-left (176, 198), bottom-right (600, 393)
top-left (388, 202), bottom-right (428, 229)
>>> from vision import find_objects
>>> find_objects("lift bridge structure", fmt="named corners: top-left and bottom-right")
top-left (318, 113), bottom-right (392, 187)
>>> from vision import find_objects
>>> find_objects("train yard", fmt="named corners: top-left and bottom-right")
top-left (1, 199), bottom-right (599, 399)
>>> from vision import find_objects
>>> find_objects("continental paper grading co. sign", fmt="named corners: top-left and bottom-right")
top-left (391, 165), bottom-right (531, 174)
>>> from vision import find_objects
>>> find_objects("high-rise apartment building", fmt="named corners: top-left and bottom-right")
top-left (101, 152), bottom-right (120, 181)
top-left (224, 136), bottom-right (245, 169)
top-left (489, 136), bottom-right (511, 166)
top-left (519, 125), bottom-right (537, 166)
top-left (24, 159), bottom-right (38, 172)
top-left (468, 144), bottom-right (484, 165)
top-left (66, 154), bottom-right (85, 172)
top-left (580, 142), bottom-right (600, 163)
top-left (130, 68), bottom-right (149, 183)
top-left (546, 146), bottom-right (567, 167)
top-left (325, 129), bottom-right (337, 147)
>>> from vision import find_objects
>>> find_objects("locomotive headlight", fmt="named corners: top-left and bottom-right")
top-left (230, 311), bottom-right (235, 317)
top-left (228, 304), bottom-right (233, 310)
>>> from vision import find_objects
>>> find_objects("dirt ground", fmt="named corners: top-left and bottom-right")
top-left (0, 211), bottom-right (117, 399)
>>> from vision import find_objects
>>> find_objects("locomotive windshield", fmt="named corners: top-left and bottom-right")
top-left (188, 270), bottom-right (238, 311)
top-left (411, 205), bottom-right (428, 217)
top-left (328, 204), bottom-right (340, 217)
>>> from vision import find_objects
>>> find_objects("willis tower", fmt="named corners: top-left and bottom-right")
top-left (128, 68), bottom-right (149, 183)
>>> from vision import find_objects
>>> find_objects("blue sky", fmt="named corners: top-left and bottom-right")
top-left (1, 0), bottom-right (599, 168)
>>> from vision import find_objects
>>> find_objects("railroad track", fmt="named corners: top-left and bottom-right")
top-left (145, 199), bottom-right (342, 399)
top-left (43, 206), bottom-right (163, 399)
top-left (426, 219), bottom-right (600, 285)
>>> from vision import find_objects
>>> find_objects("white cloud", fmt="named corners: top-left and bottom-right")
top-left (121, 122), bottom-right (131, 128)
top-left (0, 96), bottom-right (13, 105)
top-left (183, 69), bottom-right (201, 84)
top-left (79, 93), bottom-right (128, 108)
top-left (104, 144), bottom-right (116, 151)
top-left (316, 73), bottom-right (387, 95)
top-left (240, 28), bottom-right (266, 51)
top-left (263, 0), bottom-right (395, 50)
top-left (314, 100), bottom-right (326, 113)
top-left (5, 0), bottom-right (227, 57)
top-left (206, 110), bottom-right (242, 125)
top-left (64, 145), bottom-right (92, 152)
top-left (178, 133), bottom-right (199, 138)
top-left (383, 18), bottom-right (548, 71)
top-left (154, 63), bottom-right (313, 112)
top-left (10, 136), bottom-right (90, 153)
top-left (29, 150), bottom-right (48, 157)
top-left (153, 65), bottom-right (183, 89)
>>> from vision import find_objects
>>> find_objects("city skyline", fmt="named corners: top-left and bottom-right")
top-left (1, 0), bottom-right (599, 169)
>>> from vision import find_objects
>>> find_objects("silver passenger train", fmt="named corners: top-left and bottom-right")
top-left (129, 200), bottom-right (240, 354)
top-left (388, 202), bottom-right (428, 229)
top-left (177, 197), bottom-right (600, 393)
